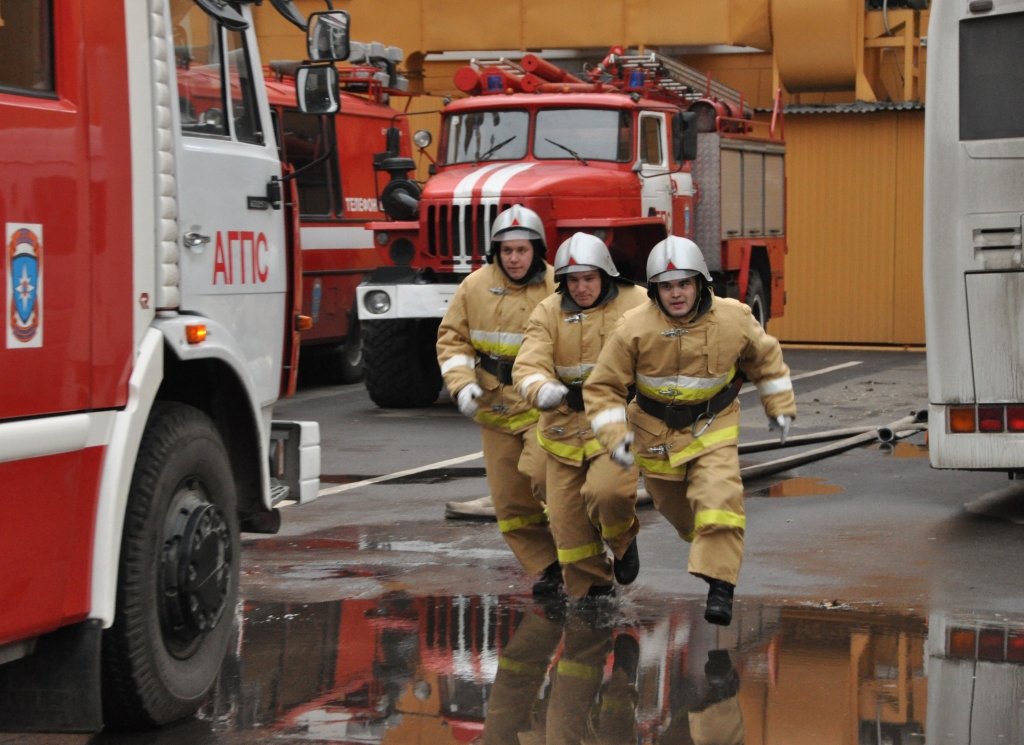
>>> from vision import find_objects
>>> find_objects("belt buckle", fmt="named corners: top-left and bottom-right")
top-left (691, 409), bottom-right (716, 437)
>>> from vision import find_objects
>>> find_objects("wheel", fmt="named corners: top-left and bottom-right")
top-left (321, 319), bottom-right (365, 385)
top-left (102, 402), bottom-right (239, 728)
top-left (362, 319), bottom-right (443, 408)
top-left (744, 271), bottom-right (769, 329)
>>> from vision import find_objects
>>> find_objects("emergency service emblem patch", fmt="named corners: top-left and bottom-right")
top-left (7, 224), bottom-right (43, 349)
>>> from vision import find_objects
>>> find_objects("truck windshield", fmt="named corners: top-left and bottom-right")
top-left (535, 108), bottom-right (631, 162)
top-left (444, 110), bottom-right (528, 164)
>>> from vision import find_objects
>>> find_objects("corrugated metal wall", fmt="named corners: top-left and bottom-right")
top-left (768, 111), bottom-right (925, 346)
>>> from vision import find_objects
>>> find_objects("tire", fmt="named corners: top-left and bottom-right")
top-left (744, 271), bottom-right (769, 329)
top-left (362, 319), bottom-right (443, 408)
top-left (102, 402), bottom-right (239, 728)
top-left (321, 319), bottom-right (365, 385)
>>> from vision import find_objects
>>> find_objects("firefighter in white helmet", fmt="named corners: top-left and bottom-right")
top-left (583, 236), bottom-right (795, 625)
top-left (436, 204), bottom-right (561, 596)
top-left (513, 232), bottom-right (648, 600)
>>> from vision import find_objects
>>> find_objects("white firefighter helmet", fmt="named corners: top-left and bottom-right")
top-left (646, 236), bottom-right (712, 284)
top-left (489, 204), bottom-right (546, 257)
top-left (553, 232), bottom-right (620, 277)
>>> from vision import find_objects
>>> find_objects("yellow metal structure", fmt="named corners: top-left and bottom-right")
top-left (253, 1), bottom-right (930, 345)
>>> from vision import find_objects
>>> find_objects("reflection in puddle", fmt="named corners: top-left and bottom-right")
top-left (157, 593), bottom-right (1020, 743)
top-left (886, 441), bottom-right (930, 459)
top-left (749, 476), bottom-right (844, 498)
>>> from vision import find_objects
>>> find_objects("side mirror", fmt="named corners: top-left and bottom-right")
top-left (296, 65), bottom-right (340, 114)
top-left (674, 111), bottom-right (698, 162)
top-left (307, 10), bottom-right (350, 62)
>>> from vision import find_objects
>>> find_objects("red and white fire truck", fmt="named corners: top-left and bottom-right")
top-left (0, 0), bottom-right (345, 731)
top-left (264, 44), bottom-right (417, 384)
top-left (357, 48), bottom-right (787, 408)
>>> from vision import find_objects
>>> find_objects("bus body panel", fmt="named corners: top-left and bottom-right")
top-left (924, 0), bottom-right (1024, 470)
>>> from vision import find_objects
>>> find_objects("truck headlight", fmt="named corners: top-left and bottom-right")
top-left (413, 129), bottom-right (432, 149)
top-left (363, 290), bottom-right (392, 314)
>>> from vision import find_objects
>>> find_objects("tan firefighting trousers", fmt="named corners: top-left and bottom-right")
top-left (481, 425), bottom-right (558, 575)
top-left (546, 453), bottom-right (639, 598)
top-left (546, 621), bottom-right (638, 745)
top-left (482, 610), bottom-right (563, 745)
top-left (689, 698), bottom-right (745, 745)
top-left (642, 443), bottom-right (745, 585)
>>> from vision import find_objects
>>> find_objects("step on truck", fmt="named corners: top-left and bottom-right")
top-left (357, 48), bottom-right (787, 408)
top-left (0, 0), bottom-right (350, 731)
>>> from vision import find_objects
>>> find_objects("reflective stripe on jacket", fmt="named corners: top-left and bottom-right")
top-left (437, 262), bottom-right (556, 433)
top-left (514, 283), bottom-right (648, 464)
top-left (584, 295), bottom-right (796, 468)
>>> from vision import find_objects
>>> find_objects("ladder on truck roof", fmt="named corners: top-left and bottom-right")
top-left (467, 48), bottom-right (751, 117)
top-left (606, 50), bottom-right (752, 117)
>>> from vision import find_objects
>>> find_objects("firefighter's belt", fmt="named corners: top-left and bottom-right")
top-left (478, 354), bottom-right (515, 384)
top-left (565, 385), bottom-right (585, 411)
top-left (636, 380), bottom-right (743, 432)
top-left (565, 384), bottom-right (634, 413)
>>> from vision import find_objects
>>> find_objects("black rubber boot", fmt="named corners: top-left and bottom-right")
top-left (532, 562), bottom-right (564, 598)
top-left (704, 579), bottom-right (735, 626)
top-left (585, 583), bottom-right (615, 598)
top-left (613, 537), bottom-right (640, 585)
top-left (572, 583), bottom-right (617, 628)
top-left (704, 649), bottom-right (739, 701)
top-left (613, 633), bottom-right (640, 681)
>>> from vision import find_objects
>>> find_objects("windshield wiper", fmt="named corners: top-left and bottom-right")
top-left (544, 138), bottom-right (589, 165)
top-left (475, 135), bottom-right (517, 163)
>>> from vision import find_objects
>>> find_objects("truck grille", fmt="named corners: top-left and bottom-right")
top-left (425, 203), bottom-right (500, 269)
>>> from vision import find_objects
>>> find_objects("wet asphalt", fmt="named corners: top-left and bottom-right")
top-left (7, 347), bottom-right (1024, 744)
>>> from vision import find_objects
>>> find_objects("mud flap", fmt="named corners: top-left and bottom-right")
top-left (0, 620), bottom-right (103, 732)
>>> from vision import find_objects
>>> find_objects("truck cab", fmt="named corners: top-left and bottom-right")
top-left (0, 0), bottom-right (344, 730)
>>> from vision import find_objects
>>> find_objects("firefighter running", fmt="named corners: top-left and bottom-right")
top-left (436, 205), bottom-right (561, 596)
top-left (513, 233), bottom-right (648, 600)
top-left (583, 236), bottom-right (795, 625)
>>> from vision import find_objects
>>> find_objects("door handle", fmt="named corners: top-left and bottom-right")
top-left (183, 232), bottom-right (211, 252)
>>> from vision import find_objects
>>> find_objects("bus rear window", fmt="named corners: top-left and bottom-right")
top-left (959, 12), bottom-right (1024, 141)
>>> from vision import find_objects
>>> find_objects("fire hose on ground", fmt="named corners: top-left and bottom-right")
top-left (444, 410), bottom-right (929, 520)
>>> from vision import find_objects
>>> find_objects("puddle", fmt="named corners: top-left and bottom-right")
top-left (885, 441), bottom-right (930, 459)
top-left (38, 593), bottom-right (1024, 744)
top-left (749, 475), bottom-right (844, 498)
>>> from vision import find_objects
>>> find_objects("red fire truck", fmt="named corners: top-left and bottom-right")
top-left (357, 48), bottom-right (787, 408)
top-left (265, 44), bottom-right (417, 384)
top-left (0, 0), bottom-right (344, 731)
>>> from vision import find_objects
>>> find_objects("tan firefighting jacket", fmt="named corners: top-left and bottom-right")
top-left (583, 294), bottom-right (796, 477)
top-left (437, 261), bottom-right (556, 433)
top-left (514, 282), bottom-right (648, 465)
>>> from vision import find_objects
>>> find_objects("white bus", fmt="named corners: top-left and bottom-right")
top-left (924, 0), bottom-right (1024, 474)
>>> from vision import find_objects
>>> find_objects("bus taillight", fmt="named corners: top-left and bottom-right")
top-left (1008, 631), bottom-right (1024, 663)
top-left (948, 627), bottom-right (977, 658)
top-left (949, 406), bottom-right (977, 433)
top-left (978, 406), bottom-right (1005, 432)
top-left (948, 404), bottom-right (1024, 433)
top-left (978, 628), bottom-right (1006, 661)
top-left (1007, 406), bottom-right (1024, 432)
